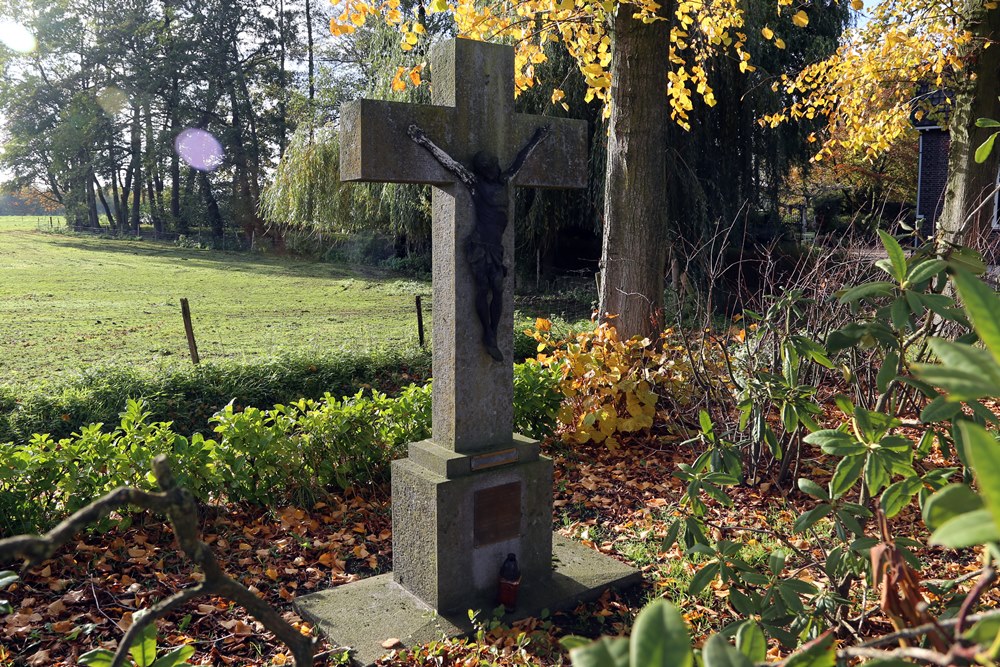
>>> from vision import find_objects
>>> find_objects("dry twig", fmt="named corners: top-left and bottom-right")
top-left (0, 454), bottom-right (318, 667)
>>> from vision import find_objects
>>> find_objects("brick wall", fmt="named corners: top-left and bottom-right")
top-left (917, 129), bottom-right (950, 237)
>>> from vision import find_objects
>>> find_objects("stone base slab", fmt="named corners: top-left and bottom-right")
top-left (294, 533), bottom-right (642, 666)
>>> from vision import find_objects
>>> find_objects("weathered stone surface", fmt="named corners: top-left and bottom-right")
top-left (338, 38), bottom-right (587, 453)
top-left (294, 534), bottom-right (641, 667)
top-left (390, 454), bottom-right (553, 613)
top-left (300, 41), bottom-right (608, 665)
top-left (406, 434), bottom-right (539, 479)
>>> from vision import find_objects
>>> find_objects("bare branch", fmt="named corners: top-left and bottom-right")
top-left (839, 646), bottom-right (952, 666)
top-left (858, 610), bottom-right (1000, 648)
top-left (0, 455), bottom-right (318, 666)
top-left (0, 487), bottom-right (172, 568)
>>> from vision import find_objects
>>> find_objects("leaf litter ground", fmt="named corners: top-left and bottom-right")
top-left (3, 438), bottom-right (995, 666)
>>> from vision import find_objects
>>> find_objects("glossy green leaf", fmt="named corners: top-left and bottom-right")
top-left (798, 478), bottom-right (829, 501)
top-left (915, 339), bottom-right (1000, 400)
top-left (864, 455), bottom-right (891, 495)
top-left (689, 562), bottom-right (720, 595)
top-left (953, 270), bottom-right (1000, 363)
top-left (975, 131), bottom-right (998, 163)
top-left (783, 632), bottom-right (835, 667)
top-left (571, 637), bottom-right (631, 667)
top-left (878, 230), bottom-right (907, 283)
top-left (930, 509), bottom-right (1000, 548)
top-left (804, 430), bottom-right (864, 456)
top-left (907, 258), bottom-right (947, 285)
top-left (130, 620), bottom-right (158, 667)
top-left (829, 455), bottom-right (865, 500)
top-left (962, 615), bottom-right (1000, 645)
top-left (561, 635), bottom-right (595, 651)
top-left (880, 476), bottom-right (923, 518)
top-left (768, 550), bottom-right (787, 576)
top-left (923, 483), bottom-right (984, 530)
top-left (961, 421), bottom-right (1000, 527)
top-left (629, 599), bottom-right (693, 667)
top-left (838, 281), bottom-right (896, 303)
top-left (920, 396), bottom-right (961, 423)
top-left (735, 621), bottom-right (767, 663)
top-left (948, 247), bottom-right (987, 275)
top-left (976, 118), bottom-right (1000, 128)
top-left (79, 649), bottom-right (116, 667)
top-left (876, 351), bottom-right (899, 394)
top-left (889, 297), bottom-right (910, 330)
top-left (793, 503), bottom-right (833, 533)
top-left (150, 644), bottom-right (195, 667)
top-left (703, 634), bottom-right (752, 667)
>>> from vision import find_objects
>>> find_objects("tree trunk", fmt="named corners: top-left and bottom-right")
top-left (278, 0), bottom-right (288, 155)
top-left (94, 175), bottom-right (115, 228)
top-left (597, 2), bottom-right (672, 341)
top-left (938, 5), bottom-right (1000, 250)
top-left (108, 135), bottom-right (124, 229)
top-left (200, 172), bottom-right (224, 240)
top-left (305, 0), bottom-right (315, 119)
top-left (143, 102), bottom-right (164, 233)
top-left (130, 105), bottom-right (142, 233)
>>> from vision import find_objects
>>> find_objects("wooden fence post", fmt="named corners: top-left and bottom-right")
top-left (415, 295), bottom-right (425, 347)
top-left (180, 298), bottom-right (200, 364)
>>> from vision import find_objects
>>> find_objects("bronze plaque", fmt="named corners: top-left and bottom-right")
top-left (474, 481), bottom-right (521, 547)
top-left (471, 448), bottom-right (519, 471)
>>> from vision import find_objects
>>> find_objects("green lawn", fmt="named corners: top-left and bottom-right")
top-left (0, 216), bottom-right (431, 385)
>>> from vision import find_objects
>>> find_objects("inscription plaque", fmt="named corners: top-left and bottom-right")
top-left (473, 481), bottom-right (521, 546)
top-left (471, 448), bottom-right (519, 471)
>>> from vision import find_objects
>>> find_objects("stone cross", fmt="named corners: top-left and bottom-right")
top-left (297, 41), bottom-right (638, 664)
top-left (340, 38), bottom-right (587, 453)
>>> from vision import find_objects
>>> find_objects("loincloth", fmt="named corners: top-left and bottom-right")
top-left (465, 238), bottom-right (507, 280)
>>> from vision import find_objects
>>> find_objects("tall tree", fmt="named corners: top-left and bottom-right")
top-left (773, 0), bottom-right (1000, 248)
top-left (328, 0), bottom-right (845, 339)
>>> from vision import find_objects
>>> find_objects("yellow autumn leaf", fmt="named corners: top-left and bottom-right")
top-left (428, 0), bottom-right (447, 11)
top-left (408, 68), bottom-right (422, 86)
top-left (792, 10), bottom-right (808, 27)
top-left (551, 88), bottom-right (565, 104)
top-left (774, 37), bottom-right (786, 49)
top-left (349, 11), bottom-right (365, 26)
top-left (850, 0), bottom-right (863, 9)
top-left (762, 25), bottom-right (774, 40)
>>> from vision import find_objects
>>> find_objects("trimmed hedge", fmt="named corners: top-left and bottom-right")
top-left (0, 360), bottom-right (563, 535)
top-left (0, 348), bottom-right (432, 443)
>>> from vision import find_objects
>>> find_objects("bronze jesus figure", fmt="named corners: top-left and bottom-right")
top-left (408, 124), bottom-right (549, 362)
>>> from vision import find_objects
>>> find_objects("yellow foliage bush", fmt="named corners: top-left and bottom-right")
top-left (528, 319), bottom-right (727, 449)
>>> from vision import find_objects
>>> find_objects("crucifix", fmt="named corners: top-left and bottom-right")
top-left (339, 38), bottom-right (587, 454)
top-left (295, 42), bottom-right (643, 665)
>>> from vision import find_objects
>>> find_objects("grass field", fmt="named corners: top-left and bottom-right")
top-left (0, 216), bottom-right (432, 385)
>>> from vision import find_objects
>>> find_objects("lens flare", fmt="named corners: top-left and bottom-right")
top-left (0, 20), bottom-right (37, 54)
top-left (175, 128), bottom-right (224, 172)
top-left (97, 87), bottom-right (128, 116)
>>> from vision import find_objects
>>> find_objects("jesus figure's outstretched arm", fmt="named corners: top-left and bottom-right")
top-left (503, 125), bottom-right (550, 182)
top-left (408, 125), bottom-right (476, 188)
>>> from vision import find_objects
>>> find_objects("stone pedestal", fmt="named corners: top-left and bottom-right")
top-left (391, 435), bottom-right (552, 613)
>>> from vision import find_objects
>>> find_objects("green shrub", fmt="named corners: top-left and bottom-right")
top-left (0, 360), bottom-right (562, 534)
top-left (0, 347), bottom-right (432, 443)
top-left (513, 359), bottom-right (563, 440)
